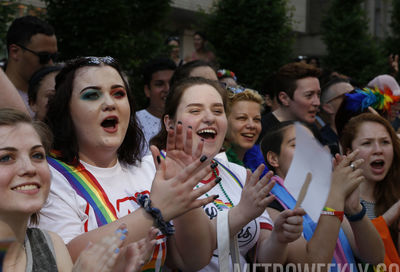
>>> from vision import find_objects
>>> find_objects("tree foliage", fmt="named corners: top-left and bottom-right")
top-left (385, 0), bottom-right (400, 56)
top-left (205, 0), bottom-right (294, 91)
top-left (321, 0), bottom-right (387, 86)
top-left (44, 0), bottom-right (171, 108)
top-left (0, 1), bottom-right (18, 59)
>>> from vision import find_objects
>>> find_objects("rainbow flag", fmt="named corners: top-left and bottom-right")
top-left (47, 157), bottom-right (118, 226)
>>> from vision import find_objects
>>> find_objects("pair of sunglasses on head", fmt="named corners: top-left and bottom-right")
top-left (16, 43), bottom-right (59, 65)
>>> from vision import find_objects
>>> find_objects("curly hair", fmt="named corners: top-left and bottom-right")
top-left (227, 89), bottom-right (264, 115)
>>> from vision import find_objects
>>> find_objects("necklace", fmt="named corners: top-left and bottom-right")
top-left (197, 160), bottom-right (235, 211)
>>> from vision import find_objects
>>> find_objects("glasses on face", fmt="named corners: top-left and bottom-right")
top-left (16, 43), bottom-right (59, 65)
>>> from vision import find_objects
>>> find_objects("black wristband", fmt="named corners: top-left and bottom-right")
top-left (138, 194), bottom-right (175, 236)
top-left (345, 202), bottom-right (366, 222)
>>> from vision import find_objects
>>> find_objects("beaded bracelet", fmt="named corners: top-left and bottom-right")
top-left (137, 194), bottom-right (175, 236)
top-left (321, 206), bottom-right (344, 222)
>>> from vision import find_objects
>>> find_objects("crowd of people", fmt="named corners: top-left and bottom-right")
top-left (1, 14), bottom-right (400, 272)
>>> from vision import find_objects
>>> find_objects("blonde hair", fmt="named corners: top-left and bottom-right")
top-left (227, 89), bottom-right (264, 115)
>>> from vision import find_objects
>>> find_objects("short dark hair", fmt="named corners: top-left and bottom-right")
top-left (45, 56), bottom-right (144, 166)
top-left (170, 60), bottom-right (216, 86)
top-left (150, 77), bottom-right (228, 150)
top-left (142, 57), bottom-right (176, 86)
top-left (275, 62), bottom-right (321, 104)
top-left (28, 65), bottom-right (63, 105)
top-left (260, 121), bottom-right (315, 171)
top-left (6, 15), bottom-right (55, 52)
top-left (260, 121), bottom-right (295, 171)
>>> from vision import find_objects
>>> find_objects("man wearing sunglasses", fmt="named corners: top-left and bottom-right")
top-left (5, 15), bottom-right (58, 117)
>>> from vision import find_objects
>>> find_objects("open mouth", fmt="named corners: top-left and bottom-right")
top-left (197, 128), bottom-right (217, 140)
top-left (370, 160), bottom-right (385, 169)
top-left (101, 117), bottom-right (118, 129)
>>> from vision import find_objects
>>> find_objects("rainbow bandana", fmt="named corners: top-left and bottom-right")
top-left (47, 156), bottom-right (118, 226)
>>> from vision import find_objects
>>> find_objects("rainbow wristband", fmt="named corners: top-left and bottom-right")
top-left (321, 206), bottom-right (344, 222)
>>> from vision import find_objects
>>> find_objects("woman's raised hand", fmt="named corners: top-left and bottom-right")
top-left (236, 165), bottom-right (276, 223)
top-left (163, 122), bottom-right (205, 180)
top-left (331, 150), bottom-right (365, 213)
top-left (149, 144), bottom-right (218, 221)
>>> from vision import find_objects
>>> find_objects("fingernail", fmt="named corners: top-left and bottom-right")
top-left (211, 162), bottom-right (218, 169)
top-left (120, 235), bottom-right (126, 241)
top-left (215, 177), bottom-right (221, 184)
top-left (213, 194), bottom-right (219, 200)
top-left (169, 126), bottom-right (174, 130)
top-left (201, 138), bottom-right (204, 141)
top-left (177, 121), bottom-right (182, 124)
top-left (188, 125), bottom-right (192, 129)
top-left (114, 248), bottom-right (120, 254)
top-left (140, 260), bottom-right (145, 266)
top-left (157, 155), bottom-right (161, 164)
top-left (121, 228), bottom-right (128, 234)
top-left (200, 155), bottom-right (207, 162)
top-left (115, 229), bottom-right (122, 234)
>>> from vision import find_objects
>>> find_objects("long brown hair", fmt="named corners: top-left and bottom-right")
top-left (340, 113), bottom-right (400, 246)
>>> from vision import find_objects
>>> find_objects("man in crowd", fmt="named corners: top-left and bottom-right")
top-left (5, 15), bottom-right (58, 116)
top-left (136, 57), bottom-right (176, 155)
top-left (258, 62), bottom-right (321, 142)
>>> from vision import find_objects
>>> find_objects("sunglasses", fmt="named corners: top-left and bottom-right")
top-left (16, 43), bottom-right (59, 65)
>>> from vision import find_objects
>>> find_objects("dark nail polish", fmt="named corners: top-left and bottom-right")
top-left (215, 177), bottom-right (221, 184)
top-left (177, 121), bottom-right (182, 124)
top-left (213, 194), bottom-right (219, 200)
top-left (200, 155), bottom-right (207, 162)
top-left (157, 156), bottom-right (161, 164)
top-left (188, 125), bottom-right (192, 129)
top-left (211, 162), bottom-right (218, 169)
top-left (201, 138), bottom-right (204, 142)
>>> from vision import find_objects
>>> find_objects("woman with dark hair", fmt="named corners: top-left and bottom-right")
top-left (38, 56), bottom-right (221, 271)
top-left (261, 121), bottom-right (384, 269)
top-left (186, 31), bottom-right (216, 64)
top-left (341, 113), bottom-right (400, 265)
top-left (151, 77), bottom-right (306, 271)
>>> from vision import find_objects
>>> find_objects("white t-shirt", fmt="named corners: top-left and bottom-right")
top-left (38, 156), bottom-right (166, 271)
top-left (136, 109), bottom-right (161, 155)
top-left (196, 152), bottom-right (273, 272)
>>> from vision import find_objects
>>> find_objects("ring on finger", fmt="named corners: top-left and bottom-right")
top-left (350, 162), bottom-right (355, 171)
